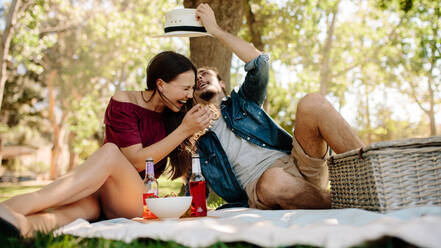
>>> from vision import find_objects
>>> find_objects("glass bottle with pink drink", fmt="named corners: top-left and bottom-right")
top-left (142, 158), bottom-right (158, 219)
top-left (189, 154), bottom-right (207, 217)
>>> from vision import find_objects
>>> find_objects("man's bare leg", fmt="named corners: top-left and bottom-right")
top-left (256, 93), bottom-right (363, 209)
top-left (294, 93), bottom-right (364, 157)
top-left (256, 167), bottom-right (330, 209)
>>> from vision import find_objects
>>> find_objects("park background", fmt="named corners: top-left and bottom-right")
top-left (0, 0), bottom-right (439, 187)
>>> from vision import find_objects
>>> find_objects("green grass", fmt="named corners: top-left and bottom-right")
top-left (0, 232), bottom-right (412, 248)
top-left (0, 185), bottom-right (44, 202)
top-left (0, 233), bottom-right (265, 248)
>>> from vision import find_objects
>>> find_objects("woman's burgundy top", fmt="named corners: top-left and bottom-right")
top-left (103, 98), bottom-right (167, 177)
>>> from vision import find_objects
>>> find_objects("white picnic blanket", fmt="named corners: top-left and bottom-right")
top-left (55, 206), bottom-right (441, 248)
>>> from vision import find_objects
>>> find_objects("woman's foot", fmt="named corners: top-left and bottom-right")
top-left (0, 203), bottom-right (32, 238)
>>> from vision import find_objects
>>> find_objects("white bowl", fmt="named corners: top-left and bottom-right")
top-left (145, 196), bottom-right (192, 220)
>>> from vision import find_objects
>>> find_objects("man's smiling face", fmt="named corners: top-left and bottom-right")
top-left (194, 68), bottom-right (225, 102)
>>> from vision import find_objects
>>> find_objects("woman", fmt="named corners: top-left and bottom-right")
top-left (0, 51), bottom-right (212, 238)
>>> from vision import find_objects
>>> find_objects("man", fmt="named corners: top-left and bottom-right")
top-left (193, 4), bottom-right (364, 209)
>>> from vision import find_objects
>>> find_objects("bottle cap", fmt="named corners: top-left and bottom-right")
top-left (192, 154), bottom-right (199, 158)
top-left (146, 157), bottom-right (154, 162)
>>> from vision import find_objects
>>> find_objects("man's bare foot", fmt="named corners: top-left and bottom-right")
top-left (0, 203), bottom-right (32, 237)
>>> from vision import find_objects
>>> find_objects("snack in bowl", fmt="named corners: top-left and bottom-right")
top-left (145, 196), bottom-right (192, 220)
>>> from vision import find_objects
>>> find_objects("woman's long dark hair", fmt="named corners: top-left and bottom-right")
top-left (145, 51), bottom-right (196, 180)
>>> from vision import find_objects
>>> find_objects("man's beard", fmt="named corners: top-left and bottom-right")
top-left (199, 90), bottom-right (216, 102)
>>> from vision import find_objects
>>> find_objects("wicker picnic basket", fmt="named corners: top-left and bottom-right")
top-left (328, 136), bottom-right (441, 212)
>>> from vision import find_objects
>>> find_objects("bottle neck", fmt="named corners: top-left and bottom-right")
top-left (146, 161), bottom-right (155, 176)
top-left (192, 158), bottom-right (201, 174)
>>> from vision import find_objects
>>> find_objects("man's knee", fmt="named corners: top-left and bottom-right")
top-left (297, 93), bottom-right (332, 116)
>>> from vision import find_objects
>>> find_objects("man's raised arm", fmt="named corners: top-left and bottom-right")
top-left (196, 3), bottom-right (261, 63)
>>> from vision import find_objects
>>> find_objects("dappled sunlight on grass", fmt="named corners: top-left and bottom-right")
top-left (0, 185), bottom-right (43, 202)
top-left (0, 176), bottom-right (184, 202)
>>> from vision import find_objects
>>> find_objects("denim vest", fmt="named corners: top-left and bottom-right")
top-left (191, 54), bottom-right (293, 208)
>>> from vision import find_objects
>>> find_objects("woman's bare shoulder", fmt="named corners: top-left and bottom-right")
top-left (112, 91), bottom-right (138, 103)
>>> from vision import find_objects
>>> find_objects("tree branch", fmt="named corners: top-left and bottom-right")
top-left (319, 4), bottom-right (338, 95)
top-left (39, 23), bottom-right (80, 38)
top-left (333, 13), bottom-right (405, 78)
top-left (243, 0), bottom-right (264, 51)
top-left (18, 0), bottom-right (35, 16)
top-left (1, 0), bottom-right (21, 48)
top-left (408, 77), bottom-right (429, 115)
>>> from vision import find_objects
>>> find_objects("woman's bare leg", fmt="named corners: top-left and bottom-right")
top-left (0, 194), bottom-right (100, 237)
top-left (97, 158), bottom-right (145, 219)
top-left (25, 194), bottom-right (101, 237)
top-left (3, 143), bottom-right (135, 216)
top-left (0, 142), bottom-right (145, 236)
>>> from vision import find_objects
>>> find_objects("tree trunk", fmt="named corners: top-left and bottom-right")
top-left (427, 71), bottom-right (436, 135)
top-left (364, 82), bottom-right (372, 144)
top-left (0, 0), bottom-right (21, 165)
top-left (48, 69), bottom-right (61, 179)
top-left (427, 31), bottom-right (437, 135)
top-left (319, 5), bottom-right (338, 96)
top-left (0, 0), bottom-right (21, 112)
top-left (0, 139), bottom-right (3, 168)
top-left (243, 0), bottom-right (271, 111)
top-left (67, 131), bottom-right (77, 172)
top-left (243, 0), bottom-right (263, 51)
top-left (183, 0), bottom-right (244, 93)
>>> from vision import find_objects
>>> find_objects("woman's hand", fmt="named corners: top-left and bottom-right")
top-left (195, 3), bottom-right (221, 36)
top-left (180, 104), bottom-right (213, 137)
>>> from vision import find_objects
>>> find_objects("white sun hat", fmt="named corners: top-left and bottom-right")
top-left (153, 8), bottom-right (212, 38)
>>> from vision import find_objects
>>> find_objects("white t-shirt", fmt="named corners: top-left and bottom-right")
top-left (211, 117), bottom-right (286, 188)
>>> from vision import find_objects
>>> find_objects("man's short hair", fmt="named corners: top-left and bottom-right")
top-left (198, 66), bottom-right (228, 96)
top-left (198, 66), bottom-right (222, 81)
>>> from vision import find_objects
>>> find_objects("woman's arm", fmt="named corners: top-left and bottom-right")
top-left (121, 104), bottom-right (212, 171)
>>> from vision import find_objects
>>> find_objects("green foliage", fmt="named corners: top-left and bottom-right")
top-left (242, 0), bottom-right (366, 128)
top-left (1, 0), bottom-right (439, 177)
top-left (377, 0), bottom-right (414, 12)
top-left (1, 71), bottom-right (46, 147)
top-left (67, 92), bottom-right (105, 160)
top-left (2, 73), bottom-right (44, 128)
top-left (2, 0), bottom-right (185, 173)
top-left (239, 0), bottom-right (439, 141)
